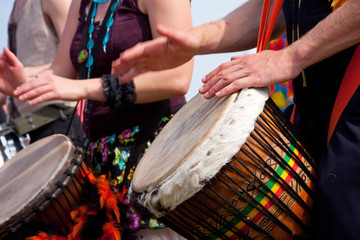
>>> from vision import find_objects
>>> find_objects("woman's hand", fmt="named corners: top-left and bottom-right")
top-left (0, 48), bottom-right (27, 96)
top-left (199, 48), bottom-right (301, 99)
top-left (13, 73), bottom-right (85, 105)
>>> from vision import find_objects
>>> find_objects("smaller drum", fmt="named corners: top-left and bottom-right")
top-left (130, 88), bottom-right (318, 240)
top-left (0, 134), bottom-right (87, 239)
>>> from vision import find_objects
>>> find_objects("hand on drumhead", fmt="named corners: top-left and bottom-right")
top-left (111, 24), bottom-right (197, 83)
top-left (199, 49), bottom-right (301, 99)
top-left (0, 47), bottom-right (27, 96)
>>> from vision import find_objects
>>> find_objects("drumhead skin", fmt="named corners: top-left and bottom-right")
top-left (131, 88), bottom-right (269, 217)
top-left (0, 134), bottom-right (75, 226)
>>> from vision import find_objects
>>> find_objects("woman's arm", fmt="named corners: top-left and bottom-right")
top-left (133, 0), bottom-right (193, 103)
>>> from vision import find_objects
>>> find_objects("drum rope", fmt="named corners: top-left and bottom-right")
top-left (230, 151), bottom-right (306, 236)
top-left (164, 201), bottom-right (231, 240)
top-left (174, 196), bottom-right (235, 240)
top-left (193, 187), bottom-right (266, 240)
top-left (194, 188), bottom-right (262, 240)
top-left (257, 103), bottom-right (317, 195)
top-left (263, 101), bottom-right (318, 174)
top-left (250, 123), bottom-right (315, 212)
top-left (215, 171), bottom-right (286, 239)
top-left (264, 100), bottom-right (318, 172)
top-left (251, 125), bottom-right (316, 204)
top-left (199, 184), bottom-right (275, 239)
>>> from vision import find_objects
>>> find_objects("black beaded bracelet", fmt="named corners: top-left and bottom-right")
top-left (101, 74), bottom-right (136, 109)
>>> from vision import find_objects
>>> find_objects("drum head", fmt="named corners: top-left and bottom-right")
top-left (132, 88), bottom-right (269, 195)
top-left (0, 134), bottom-right (75, 225)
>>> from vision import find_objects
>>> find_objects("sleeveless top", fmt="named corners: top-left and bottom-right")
top-left (70, 0), bottom-right (185, 140)
top-left (7, 0), bottom-right (75, 117)
top-left (282, 0), bottom-right (358, 161)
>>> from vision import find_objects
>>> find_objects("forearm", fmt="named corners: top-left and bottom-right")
top-left (195, 0), bottom-right (285, 54)
top-left (286, 0), bottom-right (360, 72)
top-left (24, 64), bottom-right (51, 78)
top-left (133, 60), bottom-right (193, 103)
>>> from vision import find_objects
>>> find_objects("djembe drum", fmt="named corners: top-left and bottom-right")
top-left (0, 134), bottom-right (88, 239)
top-left (130, 88), bottom-right (317, 240)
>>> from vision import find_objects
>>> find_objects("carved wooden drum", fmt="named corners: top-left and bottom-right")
top-left (130, 88), bottom-right (317, 240)
top-left (0, 134), bottom-right (87, 239)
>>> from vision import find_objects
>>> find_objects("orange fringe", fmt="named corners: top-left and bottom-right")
top-left (102, 222), bottom-right (121, 240)
top-left (26, 232), bottom-right (67, 240)
top-left (97, 175), bottom-right (120, 223)
top-left (28, 173), bottom-right (122, 240)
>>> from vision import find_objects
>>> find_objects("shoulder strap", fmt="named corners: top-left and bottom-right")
top-left (327, 44), bottom-right (360, 145)
top-left (257, 0), bottom-right (285, 52)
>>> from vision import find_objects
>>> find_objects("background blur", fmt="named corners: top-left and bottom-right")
top-left (0, 0), bottom-right (253, 100)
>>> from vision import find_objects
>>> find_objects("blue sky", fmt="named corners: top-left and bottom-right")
top-left (0, 0), bottom-right (251, 100)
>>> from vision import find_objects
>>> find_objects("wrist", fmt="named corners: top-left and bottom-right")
top-left (101, 74), bottom-right (136, 109)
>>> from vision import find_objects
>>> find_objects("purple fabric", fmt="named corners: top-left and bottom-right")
top-left (70, 0), bottom-right (185, 140)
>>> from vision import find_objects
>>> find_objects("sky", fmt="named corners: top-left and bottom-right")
top-left (0, 0), bottom-right (253, 100)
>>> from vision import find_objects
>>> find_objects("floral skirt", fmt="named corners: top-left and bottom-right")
top-left (84, 116), bottom-right (171, 232)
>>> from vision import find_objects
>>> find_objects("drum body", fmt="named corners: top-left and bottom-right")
top-left (130, 88), bottom-right (317, 240)
top-left (0, 134), bottom-right (87, 239)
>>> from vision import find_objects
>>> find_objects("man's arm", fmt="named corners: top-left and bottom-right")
top-left (111, 0), bottom-right (286, 82)
top-left (200, 0), bottom-right (360, 99)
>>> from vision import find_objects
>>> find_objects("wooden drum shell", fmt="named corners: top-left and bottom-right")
top-left (162, 100), bottom-right (316, 240)
top-left (131, 89), bottom-right (317, 240)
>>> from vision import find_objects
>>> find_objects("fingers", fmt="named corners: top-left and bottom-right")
top-left (117, 67), bottom-right (147, 84)
top-left (14, 76), bottom-right (49, 101)
top-left (213, 77), bottom-right (252, 98)
top-left (111, 58), bottom-right (128, 76)
top-left (199, 59), bottom-right (250, 99)
top-left (3, 47), bottom-right (22, 68)
top-left (111, 42), bottom-right (147, 76)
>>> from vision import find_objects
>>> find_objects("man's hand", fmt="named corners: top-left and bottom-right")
top-left (111, 24), bottom-right (198, 83)
top-left (199, 49), bottom-right (301, 99)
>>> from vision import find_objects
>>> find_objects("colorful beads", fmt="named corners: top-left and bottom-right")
top-left (78, 49), bottom-right (89, 64)
top-left (82, 0), bottom-right (119, 78)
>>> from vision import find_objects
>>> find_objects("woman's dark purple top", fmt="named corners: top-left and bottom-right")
top-left (70, 0), bottom-right (185, 140)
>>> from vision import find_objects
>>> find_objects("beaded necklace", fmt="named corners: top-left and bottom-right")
top-left (78, 0), bottom-right (119, 79)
